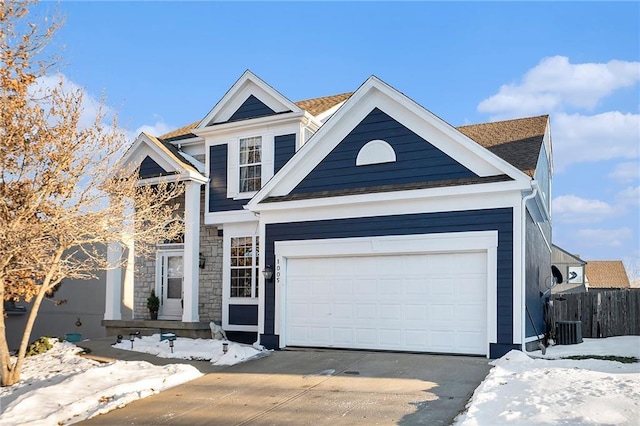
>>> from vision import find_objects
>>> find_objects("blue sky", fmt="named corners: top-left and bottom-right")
top-left (36, 1), bottom-right (640, 278)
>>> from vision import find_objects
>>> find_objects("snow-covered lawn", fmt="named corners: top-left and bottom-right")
top-left (454, 336), bottom-right (640, 426)
top-left (112, 333), bottom-right (268, 365)
top-left (0, 336), bottom-right (268, 425)
top-left (2, 336), bottom-right (638, 426)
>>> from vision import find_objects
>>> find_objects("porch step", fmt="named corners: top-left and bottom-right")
top-left (102, 320), bottom-right (211, 339)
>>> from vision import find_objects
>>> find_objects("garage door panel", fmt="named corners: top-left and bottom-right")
top-left (285, 252), bottom-right (487, 355)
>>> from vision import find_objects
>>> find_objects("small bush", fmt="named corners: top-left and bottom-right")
top-left (26, 336), bottom-right (53, 357)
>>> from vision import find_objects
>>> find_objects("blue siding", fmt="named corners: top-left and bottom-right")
top-left (208, 145), bottom-right (246, 212)
top-left (274, 134), bottom-right (296, 173)
top-left (138, 156), bottom-right (173, 179)
top-left (262, 208), bottom-right (514, 357)
top-left (229, 304), bottom-right (258, 326)
top-left (291, 108), bottom-right (477, 195)
top-left (228, 95), bottom-right (277, 122)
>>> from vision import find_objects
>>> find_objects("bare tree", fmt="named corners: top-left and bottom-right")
top-left (0, 0), bottom-right (184, 386)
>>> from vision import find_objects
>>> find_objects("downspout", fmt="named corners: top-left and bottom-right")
top-left (521, 180), bottom-right (538, 350)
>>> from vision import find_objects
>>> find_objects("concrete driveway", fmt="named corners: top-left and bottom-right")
top-left (81, 349), bottom-right (491, 425)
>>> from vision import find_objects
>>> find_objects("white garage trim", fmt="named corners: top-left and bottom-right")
top-left (274, 231), bottom-right (498, 356)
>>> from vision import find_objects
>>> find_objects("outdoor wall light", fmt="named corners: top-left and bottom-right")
top-left (199, 253), bottom-right (206, 269)
top-left (222, 342), bottom-right (229, 354)
top-left (262, 265), bottom-right (273, 281)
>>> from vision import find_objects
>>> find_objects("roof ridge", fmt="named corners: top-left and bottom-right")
top-left (456, 114), bottom-right (549, 129)
top-left (294, 91), bottom-right (354, 104)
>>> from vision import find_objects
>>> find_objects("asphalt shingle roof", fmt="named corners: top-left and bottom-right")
top-left (456, 115), bottom-right (548, 177)
top-left (585, 261), bottom-right (631, 289)
top-left (158, 93), bottom-right (353, 141)
top-left (294, 92), bottom-right (353, 116)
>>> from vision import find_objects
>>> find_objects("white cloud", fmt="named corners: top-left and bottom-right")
top-left (553, 194), bottom-right (616, 223)
top-left (576, 227), bottom-right (632, 248)
top-left (552, 111), bottom-right (640, 172)
top-left (478, 56), bottom-right (640, 117)
top-left (133, 122), bottom-right (175, 139)
top-left (608, 161), bottom-right (640, 183)
top-left (31, 73), bottom-right (118, 132)
top-left (616, 185), bottom-right (640, 207)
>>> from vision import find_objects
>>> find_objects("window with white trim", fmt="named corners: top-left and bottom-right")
top-left (230, 236), bottom-right (259, 298)
top-left (239, 136), bottom-right (262, 192)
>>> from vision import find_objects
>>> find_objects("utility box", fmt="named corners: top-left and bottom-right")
top-left (556, 321), bottom-right (583, 345)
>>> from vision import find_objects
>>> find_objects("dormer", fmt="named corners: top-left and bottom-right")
top-left (193, 71), bottom-right (348, 225)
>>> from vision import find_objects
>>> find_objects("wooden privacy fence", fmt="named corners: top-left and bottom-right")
top-left (551, 289), bottom-right (640, 338)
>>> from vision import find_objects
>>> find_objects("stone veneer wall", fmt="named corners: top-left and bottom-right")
top-left (132, 190), bottom-right (223, 322)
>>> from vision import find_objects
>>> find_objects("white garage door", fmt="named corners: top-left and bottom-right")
top-left (285, 251), bottom-right (487, 355)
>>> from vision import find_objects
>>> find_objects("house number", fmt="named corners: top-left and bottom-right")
top-left (276, 258), bottom-right (281, 284)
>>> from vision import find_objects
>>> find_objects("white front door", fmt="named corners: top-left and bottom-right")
top-left (158, 251), bottom-right (184, 319)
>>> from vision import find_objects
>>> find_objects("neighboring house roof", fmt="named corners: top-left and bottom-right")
top-left (585, 261), bottom-right (631, 289)
top-left (294, 92), bottom-right (353, 116)
top-left (552, 244), bottom-right (587, 265)
top-left (456, 115), bottom-right (548, 177)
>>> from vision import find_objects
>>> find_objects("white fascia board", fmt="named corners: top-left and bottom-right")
top-left (252, 179), bottom-right (528, 215)
top-left (170, 135), bottom-right (205, 148)
top-left (197, 71), bottom-right (303, 128)
top-left (258, 188), bottom-right (523, 225)
top-left (543, 117), bottom-right (553, 174)
top-left (248, 76), bottom-right (530, 208)
top-left (204, 209), bottom-right (257, 226)
top-left (314, 99), bottom-right (348, 122)
top-left (136, 170), bottom-right (208, 187)
top-left (120, 133), bottom-right (197, 179)
top-left (194, 112), bottom-right (305, 139)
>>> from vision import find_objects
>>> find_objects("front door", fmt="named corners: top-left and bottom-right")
top-left (158, 251), bottom-right (183, 319)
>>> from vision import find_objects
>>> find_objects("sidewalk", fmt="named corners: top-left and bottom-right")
top-left (76, 336), bottom-right (228, 374)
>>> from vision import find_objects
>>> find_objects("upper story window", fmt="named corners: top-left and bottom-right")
top-left (239, 136), bottom-right (262, 193)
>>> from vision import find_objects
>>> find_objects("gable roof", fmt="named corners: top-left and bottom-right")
top-left (295, 92), bottom-right (353, 116)
top-left (158, 93), bottom-right (354, 142)
top-left (457, 115), bottom-right (548, 177)
top-left (249, 76), bottom-right (535, 207)
top-left (585, 261), bottom-right (631, 289)
top-left (119, 132), bottom-right (206, 184)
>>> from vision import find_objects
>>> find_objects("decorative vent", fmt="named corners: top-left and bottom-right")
top-left (356, 139), bottom-right (396, 166)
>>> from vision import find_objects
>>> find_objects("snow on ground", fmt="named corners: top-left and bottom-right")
top-left (112, 333), bottom-right (268, 365)
top-left (0, 335), bottom-right (268, 425)
top-left (454, 336), bottom-right (640, 426)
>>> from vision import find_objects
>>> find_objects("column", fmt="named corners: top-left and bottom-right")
top-left (182, 180), bottom-right (202, 322)
top-left (104, 242), bottom-right (122, 320)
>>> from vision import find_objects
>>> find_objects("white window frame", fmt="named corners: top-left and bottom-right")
top-left (238, 136), bottom-right (262, 194)
top-left (229, 235), bottom-right (260, 299)
top-left (227, 133), bottom-right (274, 200)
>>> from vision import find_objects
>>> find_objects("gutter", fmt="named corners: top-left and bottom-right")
top-left (521, 180), bottom-right (538, 350)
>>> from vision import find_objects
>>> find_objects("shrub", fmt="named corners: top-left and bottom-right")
top-left (26, 337), bottom-right (53, 357)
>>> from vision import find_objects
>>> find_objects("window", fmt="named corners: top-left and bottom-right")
top-left (230, 236), bottom-right (259, 297)
top-left (239, 136), bottom-right (262, 192)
